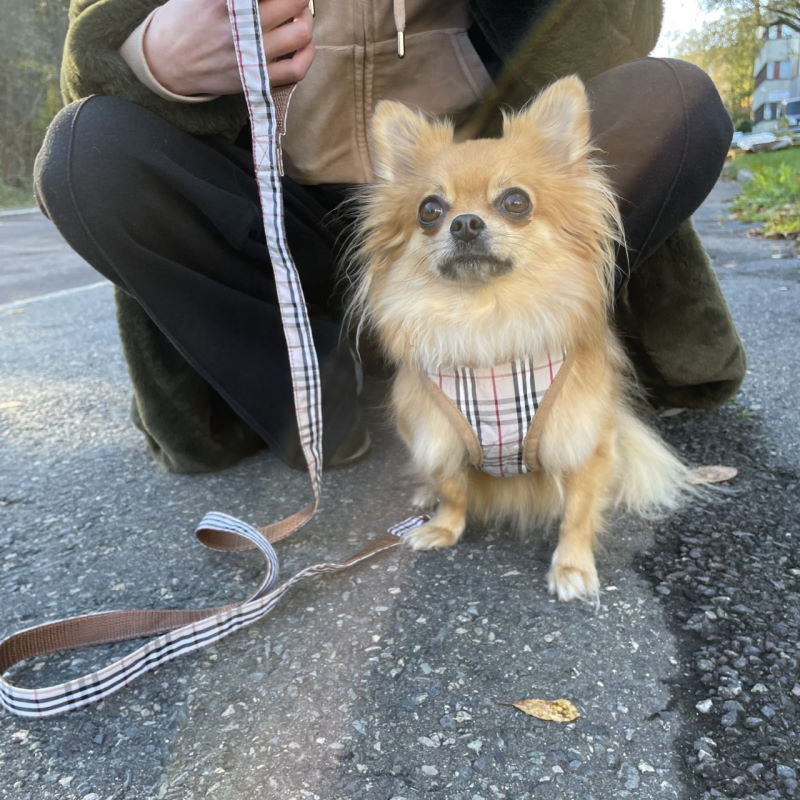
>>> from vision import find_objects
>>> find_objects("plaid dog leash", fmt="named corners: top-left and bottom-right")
top-left (0, 0), bottom-right (425, 718)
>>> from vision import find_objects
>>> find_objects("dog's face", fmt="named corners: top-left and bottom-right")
top-left (407, 161), bottom-right (532, 285)
top-left (351, 77), bottom-right (621, 366)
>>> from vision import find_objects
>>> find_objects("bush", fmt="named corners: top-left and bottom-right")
top-left (0, 1), bottom-right (69, 204)
top-left (728, 149), bottom-right (800, 237)
top-left (0, 179), bottom-right (34, 208)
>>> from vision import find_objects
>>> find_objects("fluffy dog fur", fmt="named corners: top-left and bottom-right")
top-left (348, 76), bottom-right (691, 603)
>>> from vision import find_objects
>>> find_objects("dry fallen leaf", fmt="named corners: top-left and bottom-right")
top-left (501, 698), bottom-right (580, 723)
top-left (687, 465), bottom-right (738, 485)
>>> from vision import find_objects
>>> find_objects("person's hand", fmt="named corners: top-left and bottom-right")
top-left (144, 0), bottom-right (314, 96)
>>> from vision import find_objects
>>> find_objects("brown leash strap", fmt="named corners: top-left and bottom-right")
top-left (0, 514), bottom-right (427, 717)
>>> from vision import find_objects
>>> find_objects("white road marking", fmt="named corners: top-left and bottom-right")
top-left (0, 207), bottom-right (40, 218)
top-left (0, 280), bottom-right (109, 312)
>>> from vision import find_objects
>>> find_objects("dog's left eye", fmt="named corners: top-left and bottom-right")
top-left (418, 196), bottom-right (446, 227)
top-left (498, 188), bottom-right (532, 217)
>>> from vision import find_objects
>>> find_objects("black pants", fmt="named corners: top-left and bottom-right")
top-left (34, 58), bottom-right (732, 463)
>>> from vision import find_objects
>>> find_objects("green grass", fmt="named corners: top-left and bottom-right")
top-left (0, 180), bottom-right (35, 210)
top-left (728, 146), bottom-right (800, 176)
top-left (727, 148), bottom-right (800, 237)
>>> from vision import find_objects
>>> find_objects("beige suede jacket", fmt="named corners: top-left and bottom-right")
top-left (121, 0), bottom-right (493, 184)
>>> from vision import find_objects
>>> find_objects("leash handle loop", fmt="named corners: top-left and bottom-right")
top-left (0, 515), bottom-right (427, 718)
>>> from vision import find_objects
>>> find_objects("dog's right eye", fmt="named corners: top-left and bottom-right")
top-left (418, 196), bottom-right (446, 227)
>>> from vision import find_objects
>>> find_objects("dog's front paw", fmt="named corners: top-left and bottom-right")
top-left (406, 523), bottom-right (460, 550)
top-left (547, 552), bottom-right (599, 604)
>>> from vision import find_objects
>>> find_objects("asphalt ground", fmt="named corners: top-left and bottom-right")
top-left (0, 211), bottom-right (100, 306)
top-left (636, 181), bottom-right (800, 800)
top-left (0, 182), bottom-right (797, 800)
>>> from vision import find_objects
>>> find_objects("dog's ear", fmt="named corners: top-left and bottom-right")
top-left (370, 101), bottom-right (453, 181)
top-left (503, 75), bottom-right (591, 164)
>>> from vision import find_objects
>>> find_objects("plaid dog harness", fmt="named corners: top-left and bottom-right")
top-left (425, 351), bottom-right (574, 477)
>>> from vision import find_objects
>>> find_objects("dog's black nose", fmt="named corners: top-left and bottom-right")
top-left (449, 214), bottom-right (485, 242)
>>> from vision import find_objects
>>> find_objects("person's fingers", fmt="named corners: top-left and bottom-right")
top-left (267, 40), bottom-right (315, 86)
top-left (262, 10), bottom-right (313, 60)
top-left (259, 0), bottom-right (310, 32)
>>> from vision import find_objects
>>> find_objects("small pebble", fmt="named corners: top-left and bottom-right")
top-left (722, 700), bottom-right (744, 713)
top-left (696, 699), bottom-right (713, 714)
top-left (721, 710), bottom-right (738, 727)
top-left (622, 765), bottom-right (640, 790)
top-left (418, 736), bottom-right (437, 748)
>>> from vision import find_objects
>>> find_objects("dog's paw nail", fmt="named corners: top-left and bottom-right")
top-left (406, 524), bottom-right (459, 550)
top-left (547, 563), bottom-right (599, 604)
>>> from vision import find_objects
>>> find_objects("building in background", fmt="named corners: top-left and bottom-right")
top-left (752, 23), bottom-right (800, 131)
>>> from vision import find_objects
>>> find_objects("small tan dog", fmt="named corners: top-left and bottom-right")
top-left (348, 76), bottom-right (690, 603)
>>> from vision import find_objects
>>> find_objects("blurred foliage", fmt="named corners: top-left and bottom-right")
top-left (762, 0), bottom-right (800, 29)
top-left (728, 144), bottom-right (800, 176)
top-left (728, 148), bottom-right (800, 236)
top-left (0, 180), bottom-right (37, 208)
top-left (703, 0), bottom-right (800, 31)
top-left (0, 0), bottom-right (70, 199)
top-left (676, 5), bottom-right (762, 130)
top-left (678, 2), bottom-right (800, 131)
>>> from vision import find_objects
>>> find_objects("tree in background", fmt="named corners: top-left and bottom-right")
top-left (0, 0), bottom-right (69, 200)
top-left (676, 1), bottom-right (799, 131)
top-left (752, 0), bottom-right (799, 29)
top-left (765, 1), bottom-right (800, 29)
top-left (676, 4), bottom-right (762, 130)
top-left (705, 1), bottom-right (800, 29)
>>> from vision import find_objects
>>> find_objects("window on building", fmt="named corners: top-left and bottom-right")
top-left (753, 102), bottom-right (784, 123)
top-left (768, 61), bottom-right (793, 79)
